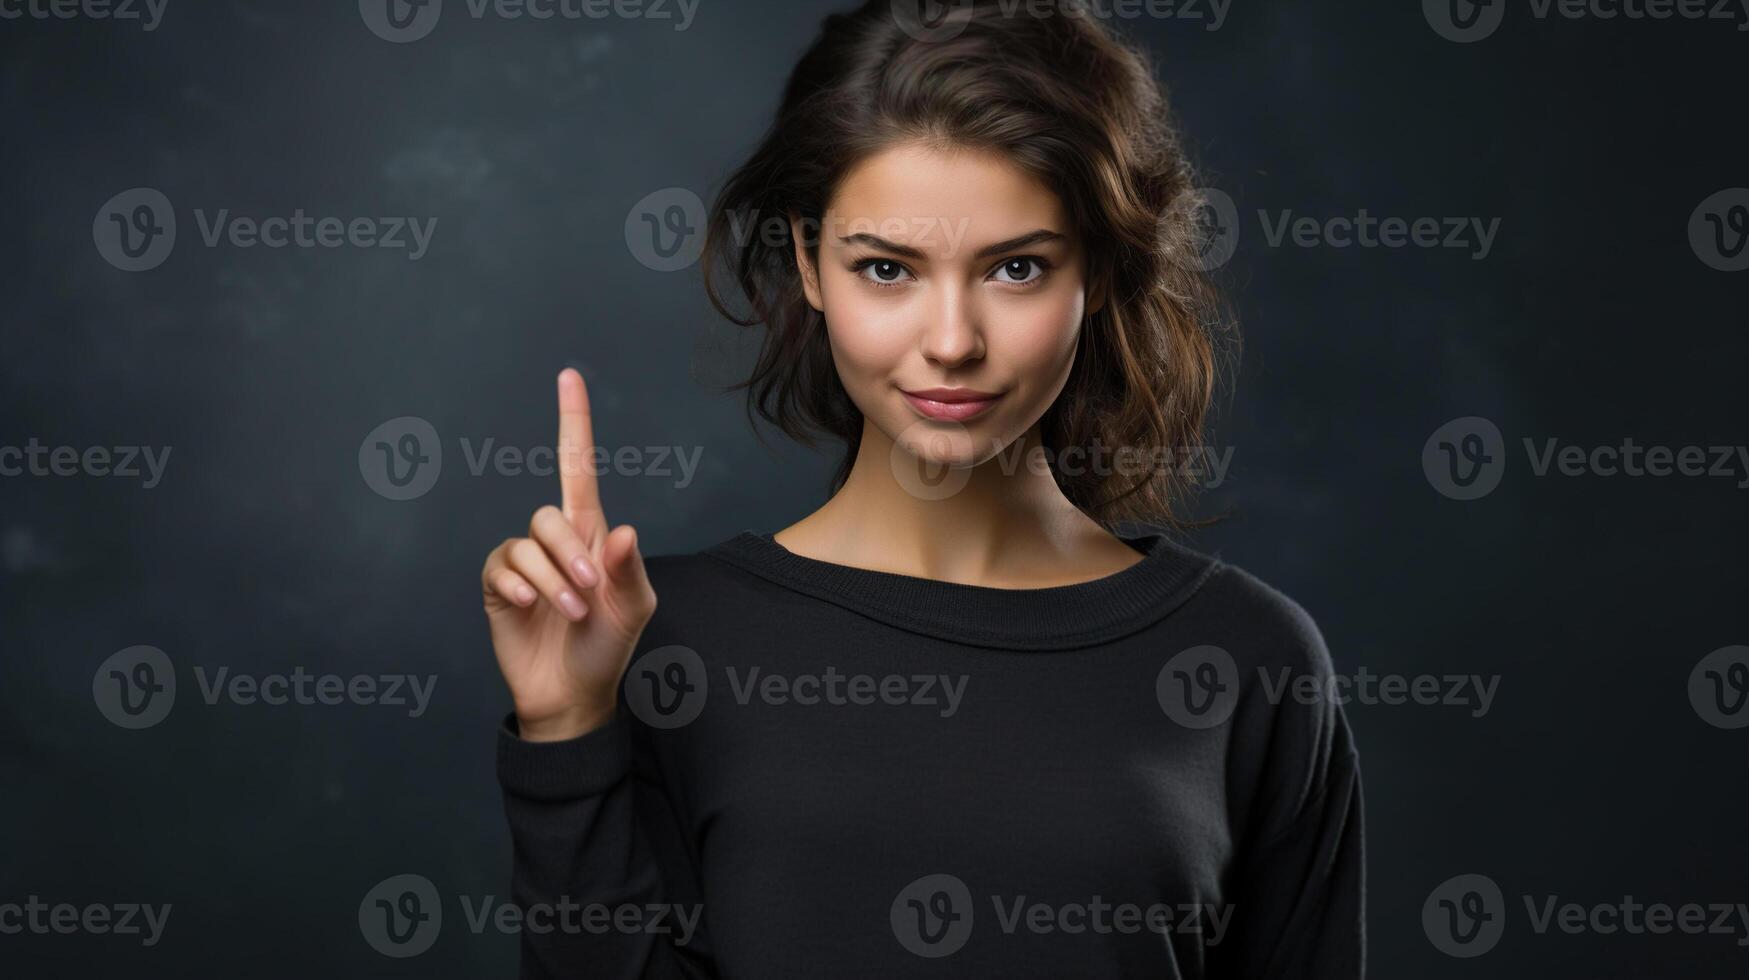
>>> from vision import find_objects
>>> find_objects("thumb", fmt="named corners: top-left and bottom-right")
top-left (601, 524), bottom-right (657, 626)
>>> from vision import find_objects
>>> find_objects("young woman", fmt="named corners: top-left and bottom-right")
top-left (480, 2), bottom-right (1364, 976)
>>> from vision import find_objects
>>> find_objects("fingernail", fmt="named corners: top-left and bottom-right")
top-left (515, 584), bottom-right (537, 605)
top-left (572, 556), bottom-right (598, 588)
top-left (558, 591), bottom-right (587, 620)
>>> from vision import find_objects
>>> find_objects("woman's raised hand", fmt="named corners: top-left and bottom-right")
top-left (480, 369), bottom-right (658, 741)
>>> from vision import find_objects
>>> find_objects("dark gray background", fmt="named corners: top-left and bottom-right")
top-left (3, 0), bottom-right (1746, 976)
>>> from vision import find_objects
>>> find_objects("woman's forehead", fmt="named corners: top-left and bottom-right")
top-left (824, 144), bottom-right (1069, 255)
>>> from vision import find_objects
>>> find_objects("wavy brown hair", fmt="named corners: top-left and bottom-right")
top-left (701, 0), bottom-right (1234, 529)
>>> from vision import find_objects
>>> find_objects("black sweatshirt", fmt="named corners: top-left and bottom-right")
top-left (496, 530), bottom-right (1365, 979)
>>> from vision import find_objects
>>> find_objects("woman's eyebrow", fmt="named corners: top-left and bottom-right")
top-left (836, 229), bottom-right (1066, 261)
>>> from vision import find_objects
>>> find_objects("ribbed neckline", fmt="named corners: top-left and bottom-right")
top-left (702, 529), bottom-right (1221, 651)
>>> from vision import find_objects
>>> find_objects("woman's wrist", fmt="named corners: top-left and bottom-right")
top-left (515, 702), bottom-right (615, 742)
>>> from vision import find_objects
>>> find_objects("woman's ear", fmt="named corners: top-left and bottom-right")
top-left (790, 212), bottom-right (824, 312)
top-left (1087, 277), bottom-right (1107, 317)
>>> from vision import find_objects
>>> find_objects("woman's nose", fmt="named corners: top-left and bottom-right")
top-left (918, 284), bottom-right (985, 366)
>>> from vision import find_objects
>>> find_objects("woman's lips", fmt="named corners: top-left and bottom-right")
top-left (900, 388), bottom-right (1003, 422)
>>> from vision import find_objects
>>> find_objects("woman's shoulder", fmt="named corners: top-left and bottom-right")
top-left (640, 533), bottom-right (755, 588)
top-left (633, 532), bottom-right (826, 653)
top-left (1181, 550), bottom-right (1334, 677)
top-left (639, 530), bottom-right (796, 607)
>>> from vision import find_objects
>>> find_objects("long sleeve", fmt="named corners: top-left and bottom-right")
top-left (1214, 726), bottom-right (1365, 978)
top-left (1210, 596), bottom-right (1367, 980)
top-left (496, 708), bottom-right (716, 979)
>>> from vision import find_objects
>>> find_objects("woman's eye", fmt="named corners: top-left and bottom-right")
top-left (992, 257), bottom-right (1045, 285)
top-left (857, 260), bottom-right (912, 286)
top-left (853, 257), bottom-right (1048, 288)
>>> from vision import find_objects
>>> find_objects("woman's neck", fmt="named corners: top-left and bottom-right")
top-left (774, 420), bottom-right (1145, 588)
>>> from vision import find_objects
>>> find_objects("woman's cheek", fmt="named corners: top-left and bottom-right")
top-left (823, 286), bottom-right (914, 394)
top-left (1001, 291), bottom-right (1084, 399)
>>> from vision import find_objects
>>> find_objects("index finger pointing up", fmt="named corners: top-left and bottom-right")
top-left (556, 368), bottom-right (600, 522)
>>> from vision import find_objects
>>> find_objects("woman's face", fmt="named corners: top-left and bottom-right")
top-left (794, 142), bottom-right (1097, 470)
